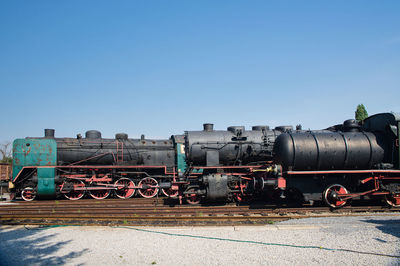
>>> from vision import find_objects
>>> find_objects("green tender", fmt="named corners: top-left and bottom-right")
top-left (13, 138), bottom-right (57, 197)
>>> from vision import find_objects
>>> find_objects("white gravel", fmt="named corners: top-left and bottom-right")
top-left (0, 214), bottom-right (399, 266)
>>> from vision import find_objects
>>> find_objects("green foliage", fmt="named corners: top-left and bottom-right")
top-left (0, 142), bottom-right (12, 164)
top-left (355, 104), bottom-right (368, 121)
top-left (0, 156), bottom-right (12, 164)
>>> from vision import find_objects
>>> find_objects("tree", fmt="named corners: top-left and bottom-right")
top-left (355, 104), bottom-right (368, 121)
top-left (0, 142), bottom-right (12, 164)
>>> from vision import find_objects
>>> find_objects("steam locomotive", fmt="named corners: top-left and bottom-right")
top-left (10, 112), bottom-right (400, 208)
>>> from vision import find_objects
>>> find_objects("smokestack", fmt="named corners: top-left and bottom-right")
top-left (203, 123), bottom-right (214, 132)
top-left (44, 129), bottom-right (55, 138)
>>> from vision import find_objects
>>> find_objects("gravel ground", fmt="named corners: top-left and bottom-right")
top-left (0, 214), bottom-right (399, 266)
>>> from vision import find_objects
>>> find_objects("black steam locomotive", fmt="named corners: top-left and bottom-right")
top-left (10, 112), bottom-right (400, 208)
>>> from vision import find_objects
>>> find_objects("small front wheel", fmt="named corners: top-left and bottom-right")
top-left (185, 187), bottom-right (201, 205)
top-left (384, 193), bottom-right (400, 207)
top-left (21, 187), bottom-right (36, 201)
top-left (323, 184), bottom-right (349, 208)
top-left (161, 188), bottom-right (179, 198)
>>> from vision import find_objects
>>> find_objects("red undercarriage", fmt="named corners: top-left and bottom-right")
top-left (13, 165), bottom-right (400, 207)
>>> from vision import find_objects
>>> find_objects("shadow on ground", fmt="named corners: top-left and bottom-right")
top-left (0, 226), bottom-right (88, 266)
top-left (363, 218), bottom-right (400, 241)
top-left (364, 217), bottom-right (400, 260)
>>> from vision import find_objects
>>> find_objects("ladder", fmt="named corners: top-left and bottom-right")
top-left (116, 141), bottom-right (124, 163)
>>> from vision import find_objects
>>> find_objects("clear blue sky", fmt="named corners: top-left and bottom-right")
top-left (1, 1), bottom-right (399, 141)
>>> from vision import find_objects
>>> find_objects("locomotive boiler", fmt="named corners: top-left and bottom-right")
top-left (54, 130), bottom-right (175, 167)
top-left (184, 123), bottom-right (289, 166)
top-left (274, 126), bottom-right (386, 171)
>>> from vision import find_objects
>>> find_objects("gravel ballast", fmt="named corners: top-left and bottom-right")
top-left (0, 214), bottom-right (399, 265)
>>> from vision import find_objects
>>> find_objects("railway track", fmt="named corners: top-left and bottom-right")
top-left (1, 198), bottom-right (399, 226)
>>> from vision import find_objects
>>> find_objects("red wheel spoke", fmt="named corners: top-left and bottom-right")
top-left (89, 182), bottom-right (110, 200)
top-left (385, 193), bottom-right (400, 207)
top-left (138, 177), bottom-right (159, 198)
top-left (185, 187), bottom-right (200, 205)
top-left (63, 180), bottom-right (85, 200)
top-left (115, 178), bottom-right (135, 199)
top-left (21, 187), bottom-right (36, 201)
top-left (161, 188), bottom-right (178, 198)
top-left (323, 184), bottom-right (349, 208)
